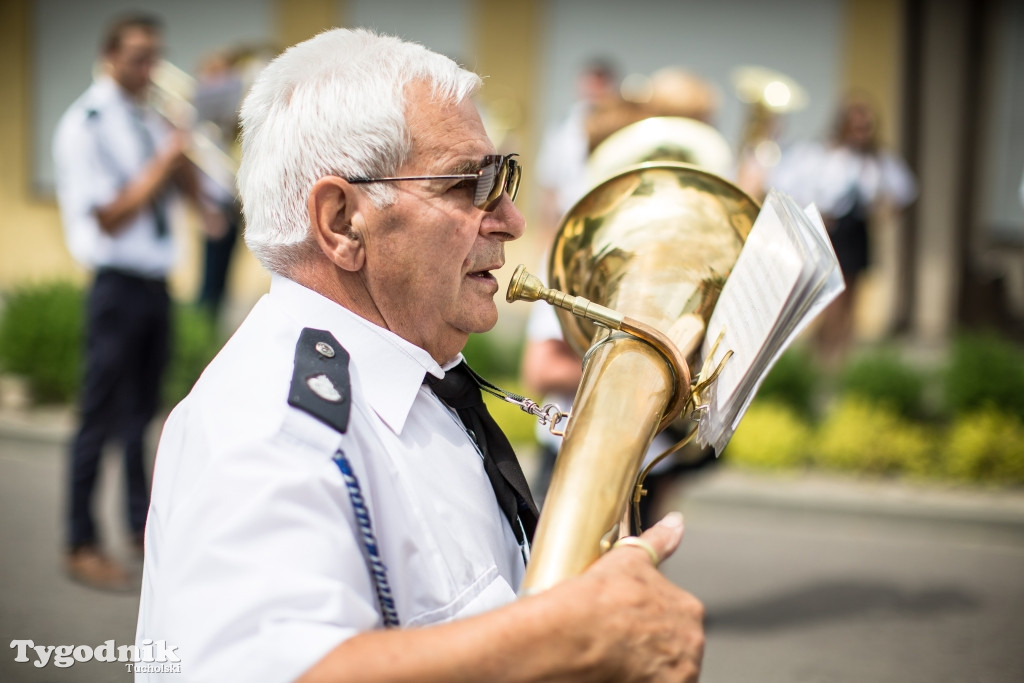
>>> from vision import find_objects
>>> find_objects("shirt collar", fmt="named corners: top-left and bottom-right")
top-left (267, 275), bottom-right (459, 435)
top-left (90, 74), bottom-right (138, 110)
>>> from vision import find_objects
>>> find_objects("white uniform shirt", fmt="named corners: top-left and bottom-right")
top-left (53, 75), bottom-right (176, 277)
top-left (136, 275), bottom-right (525, 682)
top-left (770, 141), bottom-right (917, 219)
top-left (537, 102), bottom-right (592, 215)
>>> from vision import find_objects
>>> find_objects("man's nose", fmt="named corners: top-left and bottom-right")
top-left (482, 195), bottom-right (526, 242)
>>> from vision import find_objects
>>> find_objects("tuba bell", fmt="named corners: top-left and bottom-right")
top-left (508, 161), bottom-right (760, 594)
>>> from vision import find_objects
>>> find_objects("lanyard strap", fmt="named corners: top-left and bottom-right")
top-left (462, 363), bottom-right (569, 434)
top-left (332, 450), bottom-right (400, 628)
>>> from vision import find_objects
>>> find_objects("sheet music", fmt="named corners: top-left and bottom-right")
top-left (697, 190), bottom-right (845, 454)
top-left (703, 199), bottom-right (802, 415)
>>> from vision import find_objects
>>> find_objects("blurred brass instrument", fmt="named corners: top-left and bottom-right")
top-left (149, 60), bottom-right (240, 194)
top-left (732, 65), bottom-right (807, 196)
top-left (508, 157), bottom-right (760, 593)
top-left (586, 115), bottom-right (734, 188)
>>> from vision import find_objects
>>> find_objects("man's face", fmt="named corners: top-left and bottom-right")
top-left (107, 27), bottom-right (161, 96)
top-left (354, 82), bottom-right (526, 362)
top-left (843, 103), bottom-right (877, 150)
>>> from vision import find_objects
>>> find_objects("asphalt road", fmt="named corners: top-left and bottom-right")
top-left (671, 479), bottom-right (1024, 683)
top-left (1, 424), bottom-right (1022, 682)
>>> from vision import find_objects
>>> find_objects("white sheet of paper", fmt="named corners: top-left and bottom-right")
top-left (696, 190), bottom-right (844, 454)
top-left (703, 199), bottom-right (803, 413)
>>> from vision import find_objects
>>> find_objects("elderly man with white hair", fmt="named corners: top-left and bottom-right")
top-left (136, 28), bottom-right (705, 683)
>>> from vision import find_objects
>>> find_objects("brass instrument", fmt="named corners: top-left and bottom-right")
top-left (585, 116), bottom-right (734, 189)
top-left (149, 60), bottom-right (240, 194)
top-left (731, 65), bottom-right (808, 198)
top-left (508, 162), bottom-right (760, 594)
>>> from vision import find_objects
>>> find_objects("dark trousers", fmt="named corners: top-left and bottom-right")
top-left (67, 269), bottom-right (170, 550)
top-left (196, 204), bottom-right (240, 320)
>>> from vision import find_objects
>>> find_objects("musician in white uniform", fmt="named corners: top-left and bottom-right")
top-left (53, 13), bottom-right (211, 591)
top-left (771, 94), bottom-right (916, 365)
top-left (137, 28), bottom-right (705, 683)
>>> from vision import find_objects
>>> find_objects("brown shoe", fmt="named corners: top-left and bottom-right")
top-left (65, 547), bottom-right (133, 592)
top-left (131, 533), bottom-right (145, 560)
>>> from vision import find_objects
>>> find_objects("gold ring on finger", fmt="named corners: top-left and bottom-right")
top-left (612, 535), bottom-right (660, 565)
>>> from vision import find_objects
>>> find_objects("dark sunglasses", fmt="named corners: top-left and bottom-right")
top-left (347, 153), bottom-right (521, 211)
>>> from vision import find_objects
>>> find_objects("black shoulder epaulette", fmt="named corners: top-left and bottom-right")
top-left (288, 328), bottom-right (351, 434)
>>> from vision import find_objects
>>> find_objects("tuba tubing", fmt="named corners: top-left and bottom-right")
top-left (511, 162), bottom-right (760, 594)
top-left (507, 265), bottom-right (694, 434)
top-left (520, 333), bottom-right (675, 594)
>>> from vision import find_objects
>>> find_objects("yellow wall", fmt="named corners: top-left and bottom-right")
top-left (0, 0), bottom-right (75, 288)
top-left (841, 0), bottom-right (906, 147)
top-left (841, 0), bottom-right (909, 340)
top-left (2, 0), bottom-right (901, 330)
top-left (471, 0), bottom-right (544, 303)
top-left (275, 0), bottom-right (344, 48)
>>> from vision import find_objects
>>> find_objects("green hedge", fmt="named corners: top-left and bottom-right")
top-left (4, 280), bottom-right (1023, 484)
top-left (944, 332), bottom-right (1024, 417)
top-left (945, 409), bottom-right (1024, 483)
top-left (163, 305), bottom-right (223, 407)
top-left (0, 281), bottom-right (223, 408)
top-left (726, 401), bottom-right (813, 470)
top-left (727, 400), bottom-right (1024, 485)
top-left (838, 349), bottom-right (929, 420)
top-left (756, 347), bottom-right (820, 417)
top-left (727, 331), bottom-right (1024, 486)
top-left (0, 282), bottom-right (84, 403)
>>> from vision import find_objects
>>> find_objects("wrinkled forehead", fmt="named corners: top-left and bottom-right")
top-left (402, 81), bottom-right (492, 165)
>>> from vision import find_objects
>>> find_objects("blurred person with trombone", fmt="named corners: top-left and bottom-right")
top-left (53, 12), bottom-right (219, 590)
top-left (191, 48), bottom-right (245, 323)
top-left (189, 44), bottom-right (276, 323)
top-left (771, 92), bottom-right (917, 367)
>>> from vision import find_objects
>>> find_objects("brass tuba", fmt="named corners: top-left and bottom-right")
top-left (508, 160), bottom-right (760, 594)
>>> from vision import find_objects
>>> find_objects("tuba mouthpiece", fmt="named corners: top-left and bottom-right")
top-left (506, 264), bottom-right (546, 303)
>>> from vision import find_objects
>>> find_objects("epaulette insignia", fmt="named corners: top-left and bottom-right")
top-left (288, 328), bottom-right (351, 433)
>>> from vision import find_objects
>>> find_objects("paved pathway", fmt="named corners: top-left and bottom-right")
top-left (672, 468), bottom-right (1024, 683)
top-left (1, 408), bottom-right (1022, 682)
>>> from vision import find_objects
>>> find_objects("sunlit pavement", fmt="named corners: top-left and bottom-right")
top-left (1, 409), bottom-right (1022, 682)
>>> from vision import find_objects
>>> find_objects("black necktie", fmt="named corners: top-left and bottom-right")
top-left (425, 362), bottom-right (538, 545)
top-left (132, 107), bottom-right (169, 237)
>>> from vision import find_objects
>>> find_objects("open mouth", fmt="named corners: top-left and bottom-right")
top-left (467, 269), bottom-right (497, 283)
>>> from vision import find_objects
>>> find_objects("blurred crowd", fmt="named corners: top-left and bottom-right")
top-left (52, 16), bottom-right (922, 567)
top-left (521, 57), bottom-right (918, 522)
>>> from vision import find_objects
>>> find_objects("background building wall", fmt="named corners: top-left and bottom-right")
top-left (535, 0), bottom-right (845, 153)
top-left (3, 0), bottom-right (1023, 341)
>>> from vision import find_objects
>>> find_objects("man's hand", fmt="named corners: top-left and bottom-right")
top-left (297, 512), bottom-right (704, 683)
top-left (94, 129), bottom-right (191, 235)
top-left (566, 512), bottom-right (705, 683)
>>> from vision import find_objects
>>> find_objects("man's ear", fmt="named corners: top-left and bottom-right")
top-left (308, 176), bottom-right (365, 272)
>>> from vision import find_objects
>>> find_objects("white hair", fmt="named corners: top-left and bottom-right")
top-left (236, 28), bottom-right (482, 275)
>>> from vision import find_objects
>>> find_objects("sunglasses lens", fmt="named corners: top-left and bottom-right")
top-left (474, 158), bottom-right (500, 208)
top-left (506, 160), bottom-right (521, 202)
top-left (475, 155), bottom-right (520, 211)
